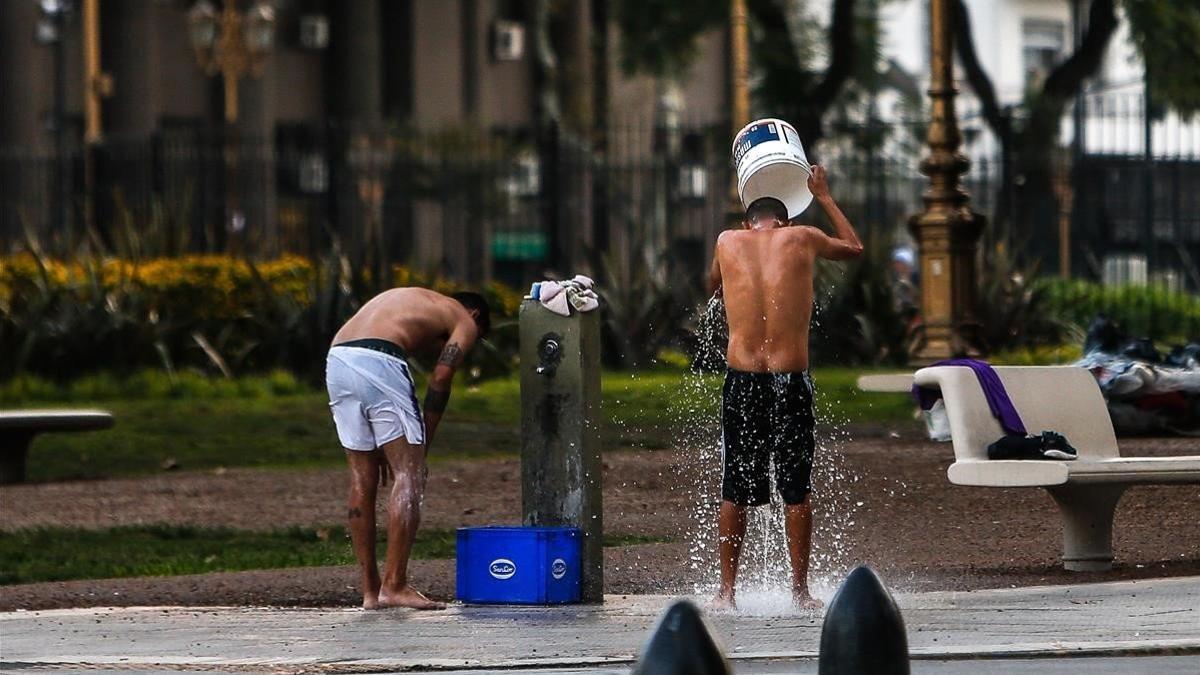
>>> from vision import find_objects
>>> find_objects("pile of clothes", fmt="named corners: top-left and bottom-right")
top-left (1074, 315), bottom-right (1200, 436)
top-left (529, 275), bottom-right (600, 316)
top-left (913, 358), bottom-right (1078, 460)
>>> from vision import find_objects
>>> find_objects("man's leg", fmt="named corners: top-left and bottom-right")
top-left (785, 498), bottom-right (822, 609)
top-left (715, 500), bottom-right (748, 608)
top-left (778, 372), bottom-right (822, 609)
top-left (715, 370), bottom-right (767, 609)
top-left (376, 436), bottom-right (445, 610)
top-left (345, 449), bottom-right (382, 609)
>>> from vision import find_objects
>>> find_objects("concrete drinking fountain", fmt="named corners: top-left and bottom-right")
top-left (455, 296), bottom-right (603, 605)
top-left (519, 297), bottom-right (604, 603)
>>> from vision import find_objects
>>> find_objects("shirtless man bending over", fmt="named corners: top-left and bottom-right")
top-left (708, 165), bottom-right (863, 609)
top-left (326, 288), bottom-right (490, 609)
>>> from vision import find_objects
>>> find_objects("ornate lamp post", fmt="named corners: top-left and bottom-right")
top-left (35, 0), bottom-right (74, 239)
top-left (187, 0), bottom-right (276, 125)
top-left (726, 0), bottom-right (750, 226)
top-left (187, 0), bottom-right (275, 251)
top-left (908, 0), bottom-right (985, 362)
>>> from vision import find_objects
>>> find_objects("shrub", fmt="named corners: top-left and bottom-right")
top-left (990, 343), bottom-right (1084, 365)
top-left (1041, 279), bottom-right (1200, 342)
top-left (595, 244), bottom-right (699, 370)
top-left (810, 235), bottom-right (913, 365)
top-left (0, 252), bottom-right (523, 381)
top-left (973, 243), bottom-right (1071, 353)
top-left (0, 254), bottom-right (315, 321)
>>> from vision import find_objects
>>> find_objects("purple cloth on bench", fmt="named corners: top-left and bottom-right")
top-left (912, 359), bottom-right (1028, 436)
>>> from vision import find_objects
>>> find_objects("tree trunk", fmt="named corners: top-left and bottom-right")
top-left (952, 0), bottom-right (1117, 269)
top-left (746, 0), bottom-right (858, 156)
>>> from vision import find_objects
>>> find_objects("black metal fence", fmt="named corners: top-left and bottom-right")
top-left (3, 96), bottom-right (1200, 294)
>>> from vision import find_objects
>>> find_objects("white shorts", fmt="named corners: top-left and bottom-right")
top-left (326, 345), bottom-right (426, 451)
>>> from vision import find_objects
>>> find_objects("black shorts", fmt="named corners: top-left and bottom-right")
top-left (721, 369), bottom-right (816, 506)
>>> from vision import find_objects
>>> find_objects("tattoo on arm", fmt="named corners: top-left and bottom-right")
top-left (437, 342), bottom-right (463, 368)
top-left (424, 386), bottom-right (450, 414)
top-left (347, 507), bottom-right (363, 519)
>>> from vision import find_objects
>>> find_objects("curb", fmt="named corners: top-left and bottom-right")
top-left (5, 641), bottom-right (1199, 672)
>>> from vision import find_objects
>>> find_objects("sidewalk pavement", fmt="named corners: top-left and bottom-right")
top-left (2, 576), bottom-right (1197, 672)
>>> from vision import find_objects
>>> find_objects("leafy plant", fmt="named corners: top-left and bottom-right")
top-left (0, 249), bottom-right (524, 382)
top-left (974, 242), bottom-right (1074, 352)
top-left (810, 234), bottom-right (913, 365)
top-left (593, 240), bottom-right (699, 370)
top-left (1041, 277), bottom-right (1200, 342)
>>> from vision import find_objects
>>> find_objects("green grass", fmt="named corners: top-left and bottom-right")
top-left (10, 366), bottom-right (916, 482)
top-left (0, 525), bottom-right (670, 585)
top-left (0, 369), bottom-right (310, 404)
top-left (0, 525), bottom-right (359, 585)
top-left (22, 394), bottom-right (344, 481)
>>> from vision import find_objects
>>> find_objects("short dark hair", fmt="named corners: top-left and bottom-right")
top-left (452, 291), bottom-right (491, 336)
top-left (746, 197), bottom-right (788, 223)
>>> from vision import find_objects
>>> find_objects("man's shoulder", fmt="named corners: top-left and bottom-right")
top-left (716, 227), bottom-right (813, 251)
top-left (782, 225), bottom-right (825, 248)
top-left (714, 229), bottom-right (738, 257)
top-left (387, 286), bottom-right (454, 304)
top-left (788, 223), bottom-right (822, 236)
top-left (375, 286), bottom-right (427, 299)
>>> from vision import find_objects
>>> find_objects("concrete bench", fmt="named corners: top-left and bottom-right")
top-left (913, 365), bottom-right (1200, 571)
top-left (0, 410), bottom-right (114, 484)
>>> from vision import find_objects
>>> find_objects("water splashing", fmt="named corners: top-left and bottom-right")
top-left (667, 293), bottom-right (866, 610)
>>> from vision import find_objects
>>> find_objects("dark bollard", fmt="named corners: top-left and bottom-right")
top-left (818, 565), bottom-right (910, 674)
top-left (632, 600), bottom-right (732, 675)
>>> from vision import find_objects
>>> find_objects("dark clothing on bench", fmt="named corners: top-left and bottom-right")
top-left (988, 431), bottom-right (1078, 461)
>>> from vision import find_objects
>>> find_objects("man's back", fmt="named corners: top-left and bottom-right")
top-left (717, 227), bottom-right (818, 373)
top-left (333, 287), bottom-right (464, 353)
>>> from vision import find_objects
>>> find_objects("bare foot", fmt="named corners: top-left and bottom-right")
top-left (794, 594), bottom-right (824, 611)
top-left (377, 585), bottom-right (446, 610)
top-left (360, 579), bottom-right (382, 609)
top-left (710, 591), bottom-right (736, 611)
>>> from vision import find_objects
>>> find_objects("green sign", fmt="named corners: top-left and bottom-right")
top-left (492, 231), bottom-right (548, 261)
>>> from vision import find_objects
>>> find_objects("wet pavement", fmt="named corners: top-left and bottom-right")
top-left (2, 576), bottom-right (1197, 672)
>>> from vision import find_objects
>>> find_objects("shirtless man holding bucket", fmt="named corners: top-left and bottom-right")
top-left (708, 165), bottom-right (863, 609)
top-left (326, 288), bottom-right (490, 609)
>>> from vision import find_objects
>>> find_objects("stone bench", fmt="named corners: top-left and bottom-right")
top-left (0, 410), bottom-right (114, 484)
top-left (862, 366), bottom-right (1200, 571)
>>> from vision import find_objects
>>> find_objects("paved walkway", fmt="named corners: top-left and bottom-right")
top-left (2, 577), bottom-right (1197, 672)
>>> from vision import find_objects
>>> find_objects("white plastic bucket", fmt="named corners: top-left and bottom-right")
top-left (732, 118), bottom-right (813, 219)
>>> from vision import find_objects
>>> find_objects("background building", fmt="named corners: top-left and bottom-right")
top-left (0, 0), bottom-right (732, 285)
top-left (2, 0), bottom-right (1198, 290)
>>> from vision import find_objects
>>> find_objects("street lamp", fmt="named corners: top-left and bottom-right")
top-left (907, 0), bottom-right (985, 362)
top-left (187, 0), bottom-right (276, 124)
top-left (35, 0), bottom-right (74, 239)
top-left (726, 0), bottom-right (750, 227)
top-left (187, 0), bottom-right (275, 251)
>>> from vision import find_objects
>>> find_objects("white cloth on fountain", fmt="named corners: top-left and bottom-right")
top-left (534, 275), bottom-right (599, 316)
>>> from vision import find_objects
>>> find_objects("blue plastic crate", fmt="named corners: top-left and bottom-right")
top-left (456, 526), bottom-right (582, 604)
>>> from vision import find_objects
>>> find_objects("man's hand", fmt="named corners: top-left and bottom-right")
top-left (804, 163), bottom-right (863, 260)
top-left (808, 164), bottom-right (831, 201)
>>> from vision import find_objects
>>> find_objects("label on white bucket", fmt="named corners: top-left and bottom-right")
top-left (732, 118), bottom-right (813, 219)
top-left (781, 124), bottom-right (802, 149)
top-left (489, 558), bottom-right (517, 580)
top-left (733, 122), bottom-right (782, 166)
